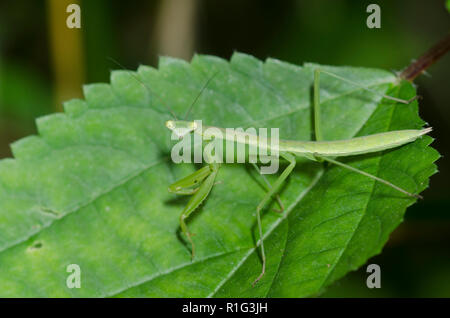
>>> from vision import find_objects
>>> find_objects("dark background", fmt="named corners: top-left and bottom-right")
top-left (0, 0), bottom-right (449, 297)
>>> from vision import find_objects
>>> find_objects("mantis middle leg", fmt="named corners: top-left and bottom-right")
top-left (252, 152), bottom-right (296, 286)
top-left (251, 163), bottom-right (285, 213)
top-left (312, 70), bottom-right (421, 198)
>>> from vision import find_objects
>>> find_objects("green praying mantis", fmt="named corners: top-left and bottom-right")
top-left (163, 69), bottom-right (431, 286)
top-left (110, 58), bottom-right (431, 286)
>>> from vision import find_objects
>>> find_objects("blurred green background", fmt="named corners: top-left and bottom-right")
top-left (0, 0), bottom-right (449, 297)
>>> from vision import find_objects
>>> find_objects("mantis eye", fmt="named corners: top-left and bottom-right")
top-left (165, 120), bottom-right (175, 129)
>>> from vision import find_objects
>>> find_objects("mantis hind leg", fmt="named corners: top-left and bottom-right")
top-left (316, 155), bottom-right (421, 199)
top-left (312, 69), bottom-right (419, 142)
top-left (251, 163), bottom-right (285, 213)
top-left (312, 70), bottom-right (421, 199)
top-left (252, 152), bottom-right (296, 286)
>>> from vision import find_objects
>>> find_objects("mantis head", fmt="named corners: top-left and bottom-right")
top-left (165, 120), bottom-right (198, 139)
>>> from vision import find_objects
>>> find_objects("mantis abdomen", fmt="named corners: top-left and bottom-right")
top-left (281, 128), bottom-right (431, 157)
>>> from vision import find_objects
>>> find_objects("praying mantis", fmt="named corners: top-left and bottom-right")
top-left (164, 68), bottom-right (431, 287)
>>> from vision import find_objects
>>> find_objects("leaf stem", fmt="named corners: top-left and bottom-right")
top-left (399, 33), bottom-right (450, 82)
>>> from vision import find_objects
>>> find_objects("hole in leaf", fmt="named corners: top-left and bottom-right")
top-left (27, 241), bottom-right (43, 252)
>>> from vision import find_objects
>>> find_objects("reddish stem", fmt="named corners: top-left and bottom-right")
top-left (399, 33), bottom-right (450, 82)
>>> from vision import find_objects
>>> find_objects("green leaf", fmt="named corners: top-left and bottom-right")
top-left (0, 53), bottom-right (438, 297)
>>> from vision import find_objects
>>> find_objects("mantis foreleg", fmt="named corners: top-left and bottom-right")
top-left (252, 152), bottom-right (296, 286)
top-left (169, 163), bottom-right (220, 259)
top-left (168, 165), bottom-right (212, 195)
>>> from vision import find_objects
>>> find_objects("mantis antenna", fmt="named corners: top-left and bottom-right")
top-left (107, 57), bottom-right (179, 120)
top-left (183, 71), bottom-right (220, 120)
top-left (107, 57), bottom-right (220, 121)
